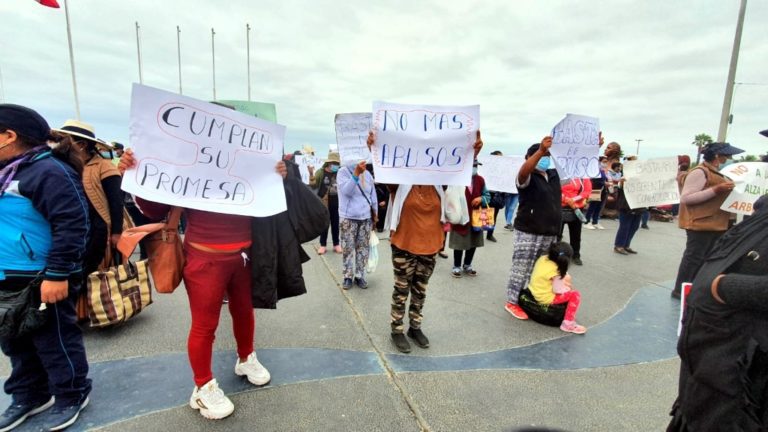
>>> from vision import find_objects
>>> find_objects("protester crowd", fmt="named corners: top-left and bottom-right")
top-left (1, 101), bottom-right (766, 431)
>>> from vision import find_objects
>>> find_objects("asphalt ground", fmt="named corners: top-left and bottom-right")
top-left (1, 216), bottom-right (685, 431)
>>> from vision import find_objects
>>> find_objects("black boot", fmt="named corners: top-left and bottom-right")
top-left (391, 333), bottom-right (411, 353)
top-left (407, 328), bottom-right (430, 348)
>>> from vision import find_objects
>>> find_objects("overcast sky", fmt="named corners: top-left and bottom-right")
top-left (1, 0), bottom-right (766, 159)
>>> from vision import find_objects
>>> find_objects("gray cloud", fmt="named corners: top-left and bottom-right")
top-left (1, 0), bottom-right (766, 159)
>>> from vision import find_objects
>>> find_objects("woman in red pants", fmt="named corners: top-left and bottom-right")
top-left (119, 150), bottom-right (286, 420)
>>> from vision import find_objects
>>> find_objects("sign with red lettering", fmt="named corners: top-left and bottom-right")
top-left (370, 101), bottom-right (479, 186)
top-left (720, 162), bottom-right (768, 216)
top-left (122, 84), bottom-right (287, 217)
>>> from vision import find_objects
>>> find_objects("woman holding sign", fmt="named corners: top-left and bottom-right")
top-left (337, 160), bottom-right (378, 289)
top-left (368, 130), bottom-right (483, 354)
top-left (119, 150), bottom-right (287, 421)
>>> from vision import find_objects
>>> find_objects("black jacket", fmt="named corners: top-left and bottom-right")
top-left (250, 166), bottom-right (327, 309)
top-left (513, 169), bottom-right (562, 236)
top-left (669, 207), bottom-right (768, 432)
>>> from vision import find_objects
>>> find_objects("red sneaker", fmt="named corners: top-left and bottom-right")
top-left (504, 303), bottom-right (528, 320)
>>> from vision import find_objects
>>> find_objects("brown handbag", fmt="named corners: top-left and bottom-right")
top-left (117, 207), bottom-right (185, 294)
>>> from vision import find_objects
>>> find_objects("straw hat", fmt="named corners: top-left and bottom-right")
top-left (324, 152), bottom-right (341, 165)
top-left (53, 119), bottom-right (101, 143)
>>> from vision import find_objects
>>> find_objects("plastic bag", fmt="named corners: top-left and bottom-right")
top-left (445, 186), bottom-right (470, 225)
top-left (366, 230), bottom-right (379, 273)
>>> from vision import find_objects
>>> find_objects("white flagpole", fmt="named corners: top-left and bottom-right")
top-left (177, 25), bottom-right (183, 94)
top-left (135, 22), bottom-right (143, 84)
top-left (211, 28), bottom-right (216, 101)
top-left (246, 23), bottom-right (251, 101)
top-left (63, 0), bottom-right (81, 119)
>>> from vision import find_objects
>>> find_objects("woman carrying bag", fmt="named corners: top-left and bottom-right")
top-left (449, 160), bottom-right (490, 278)
top-left (120, 149), bottom-right (287, 421)
top-left (337, 160), bottom-right (378, 290)
top-left (0, 105), bottom-right (92, 431)
top-left (53, 120), bottom-right (125, 276)
top-left (559, 177), bottom-right (592, 266)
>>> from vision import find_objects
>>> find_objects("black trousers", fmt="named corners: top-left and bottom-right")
top-left (673, 230), bottom-right (724, 294)
top-left (558, 217), bottom-right (583, 258)
top-left (0, 276), bottom-right (91, 406)
top-left (320, 196), bottom-right (340, 247)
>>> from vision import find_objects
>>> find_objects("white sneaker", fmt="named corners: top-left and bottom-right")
top-left (584, 224), bottom-right (596, 230)
top-left (189, 379), bottom-right (234, 420)
top-left (594, 223), bottom-right (605, 230)
top-left (235, 352), bottom-right (271, 386)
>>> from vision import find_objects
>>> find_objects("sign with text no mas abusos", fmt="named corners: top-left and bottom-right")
top-left (370, 101), bottom-right (479, 186)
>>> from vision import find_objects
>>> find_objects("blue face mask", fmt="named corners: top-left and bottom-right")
top-left (330, 165), bottom-right (339, 173)
top-left (536, 156), bottom-right (550, 171)
top-left (720, 157), bottom-right (734, 169)
top-left (99, 151), bottom-right (113, 159)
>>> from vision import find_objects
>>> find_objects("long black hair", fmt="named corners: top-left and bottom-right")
top-left (547, 241), bottom-right (573, 278)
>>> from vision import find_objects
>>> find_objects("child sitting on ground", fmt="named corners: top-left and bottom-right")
top-left (528, 242), bottom-right (587, 334)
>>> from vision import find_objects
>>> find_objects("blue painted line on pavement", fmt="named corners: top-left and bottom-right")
top-left (2, 285), bottom-right (680, 431)
top-left (387, 286), bottom-right (680, 372)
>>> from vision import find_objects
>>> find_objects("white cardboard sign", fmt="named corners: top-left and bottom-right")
top-left (123, 83), bottom-right (287, 217)
top-left (335, 113), bottom-right (372, 164)
top-left (477, 155), bottom-right (524, 193)
top-left (371, 101), bottom-right (479, 186)
top-left (622, 157), bottom-right (680, 209)
top-left (550, 114), bottom-right (601, 179)
top-left (720, 162), bottom-right (768, 215)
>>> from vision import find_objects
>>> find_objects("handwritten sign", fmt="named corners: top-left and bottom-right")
top-left (621, 157), bottom-right (680, 209)
top-left (335, 113), bottom-right (372, 164)
top-left (720, 162), bottom-right (768, 215)
top-left (122, 84), bottom-right (287, 217)
top-left (550, 114), bottom-right (601, 179)
top-left (216, 100), bottom-right (277, 122)
top-left (371, 101), bottom-right (479, 186)
top-left (477, 155), bottom-right (524, 193)
top-left (295, 154), bottom-right (325, 185)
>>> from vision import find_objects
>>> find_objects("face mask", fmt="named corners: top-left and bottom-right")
top-left (99, 151), bottom-right (113, 159)
top-left (536, 156), bottom-right (550, 171)
top-left (719, 157), bottom-right (734, 169)
top-left (330, 165), bottom-right (339, 173)
top-left (472, 167), bottom-right (479, 176)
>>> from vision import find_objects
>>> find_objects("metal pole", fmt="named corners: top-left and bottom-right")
top-left (246, 23), bottom-right (251, 101)
top-left (177, 26), bottom-right (183, 94)
top-left (717, 0), bottom-right (747, 142)
top-left (211, 28), bottom-right (216, 101)
top-left (635, 139), bottom-right (643, 156)
top-left (63, 0), bottom-right (81, 119)
top-left (135, 22), bottom-right (143, 84)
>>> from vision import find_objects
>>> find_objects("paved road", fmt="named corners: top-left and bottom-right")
top-left (2, 217), bottom-right (685, 431)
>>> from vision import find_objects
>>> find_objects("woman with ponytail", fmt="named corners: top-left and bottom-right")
top-left (527, 242), bottom-right (587, 334)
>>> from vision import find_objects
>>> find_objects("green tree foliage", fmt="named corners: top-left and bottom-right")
top-left (693, 133), bottom-right (713, 165)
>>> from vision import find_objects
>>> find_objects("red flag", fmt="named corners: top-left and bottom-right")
top-left (33, 0), bottom-right (60, 8)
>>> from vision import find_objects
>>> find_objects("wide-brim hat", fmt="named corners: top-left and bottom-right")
top-left (706, 142), bottom-right (745, 156)
top-left (325, 152), bottom-right (341, 165)
top-left (53, 119), bottom-right (100, 143)
top-left (302, 144), bottom-right (315, 154)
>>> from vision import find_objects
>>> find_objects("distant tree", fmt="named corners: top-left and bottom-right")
top-left (737, 155), bottom-right (758, 162)
top-left (693, 133), bottom-right (713, 165)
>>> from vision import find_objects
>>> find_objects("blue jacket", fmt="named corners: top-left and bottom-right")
top-left (0, 152), bottom-right (89, 281)
top-left (337, 165), bottom-right (378, 221)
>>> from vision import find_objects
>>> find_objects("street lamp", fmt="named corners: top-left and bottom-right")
top-left (635, 139), bottom-right (643, 156)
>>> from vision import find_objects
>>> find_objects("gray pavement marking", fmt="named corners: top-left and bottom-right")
top-left (312, 243), bottom-right (432, 431)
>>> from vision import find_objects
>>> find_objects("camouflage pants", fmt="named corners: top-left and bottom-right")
top-left (340, 218), bottom-right (372, 280)
top-left (390, 245), bottom-right (437, 334)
